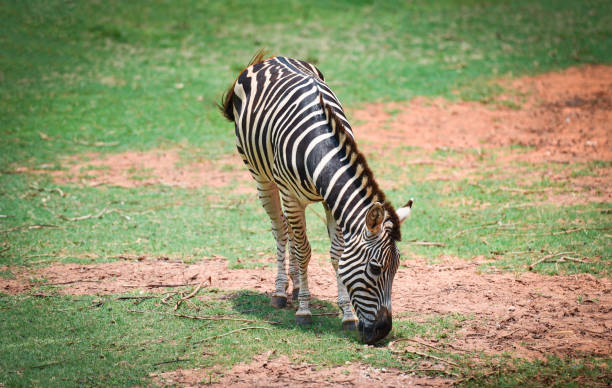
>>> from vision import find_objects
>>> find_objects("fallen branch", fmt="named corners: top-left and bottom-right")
top-left (390, 337), bottom-right (444, 353)
top-left (0, 224), bottom-right (58, 233)
top-left (407, 159), bottom-right (449, 166)
top-left (388, 339), bottom-right (459, 367)
top-left (161, 292), bottom-right (179, 305)
top-left (551, 227), bottom-right (584, 235)
top-left (59, 206), bottom-right (110, 221)
top-left (122, 282), bottom-right (200, 288)
top-left (557, 256), bottom-right (586, 264)
top-left (115, 296), bottom-right (156, 301)
top-left (451, 221), bottom-right (500, 238)
top-left (528, 251), bottom-right (576, 270)
top-left (499, 186), bottom-right (552, 194)
top-left (408, 240), bottom-right (446, 247)
top-left (180, 278), bottom-right (211, 301)
top-left (30, 361), bottom-right (61, 369)
top-left (29, 184), bottom-right (65, 197)
top-left (152, 358), bottom-right (190, 367)
top-left (48, 280), bottom-right (100, 285)
top-left (128, 309), bottom-right (279, 325)
top-left (194, 326), bottom-right (272, 344)
top-left (72, 139), bottom-right (119, 147)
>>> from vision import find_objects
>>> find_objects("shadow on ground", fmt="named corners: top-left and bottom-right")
top-left (228, 290), bottom-right (361, 341)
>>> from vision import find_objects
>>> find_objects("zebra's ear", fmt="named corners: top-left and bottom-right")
top-left (365, 202), bottom-right (385, 235)
top-left (396, 198), bottom-right (413, 224)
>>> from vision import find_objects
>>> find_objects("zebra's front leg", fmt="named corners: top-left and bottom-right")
top-left (325, 207), bottom-right (358, 331)
top-left (282, 195), bottom-right (312, 325)
top-left (255, 180), bottom-right (289, 308)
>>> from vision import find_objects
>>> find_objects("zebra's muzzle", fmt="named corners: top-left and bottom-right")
top-left (358, 306), bottom-right (392, 344)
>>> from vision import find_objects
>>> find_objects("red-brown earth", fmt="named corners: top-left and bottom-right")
top-left (2, 255), bottom-right (610, 363)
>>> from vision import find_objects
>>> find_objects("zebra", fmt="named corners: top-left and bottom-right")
top-left (220, 52), bottom-right (413, 344)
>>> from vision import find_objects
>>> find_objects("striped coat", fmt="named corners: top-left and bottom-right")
top-left (221, 53), bottom-right (412, 344)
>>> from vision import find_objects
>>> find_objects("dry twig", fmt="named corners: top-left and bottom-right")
top-left (0, 224), bottom-right (58, 233)
top-left (388, 338), bottom-right (459, 367)
top-left (152, 358), bottom-right (190, 366)
top-left (557, 256), bottom-right (586, 264)
top-left (552, 227), bottom-right (584, 235)
top-left (122, 282), bottom-right (200, 288)
top-left (48, 280), bottom-right (100, 285)
top-left (29, 184), bottom-right (65, 197)
top-left (408, 240), bottom-right (446, 247)
top-left (194, 326), bottom-right (272, 344)
top-left (528, 251), bottom-right (576, 270)
top-left (180, 278), bottom-right (211, 301)
top-left (128, 309), bottom-right (279, 325)
top-left (451, 221), bottom-right (500, 238)
top-left (59, 206), bottom-right (111, 221)
top-left (115, 296), bottom-right (156, 301)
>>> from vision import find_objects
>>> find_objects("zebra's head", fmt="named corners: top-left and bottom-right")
top-left (340, 200), bottom-right (412, 344)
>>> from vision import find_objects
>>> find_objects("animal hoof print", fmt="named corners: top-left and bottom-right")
top-left (291, 288), bottom-right (300, 301)
top-left (295, 314), bottom-right (312, 325)
top-left (270, 295), bottom-right (287, 309)
top-left (342, 321), bottom-right (358, 331)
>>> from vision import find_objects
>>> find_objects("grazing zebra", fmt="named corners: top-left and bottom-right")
top-left (220, 52), bottom-right (412, 344)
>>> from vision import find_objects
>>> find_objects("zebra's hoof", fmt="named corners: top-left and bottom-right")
top-left (295, 314), bottom-right (312, 325)
top-left (342, 320), bottom-right (358, 331)
top-left (291, 288), bottom-right (300, 301)
top-left (270, 295), bottom-right (287, 309)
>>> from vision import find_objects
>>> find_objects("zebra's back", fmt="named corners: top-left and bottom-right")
top-left (231, 56), bottom-right (352, 204)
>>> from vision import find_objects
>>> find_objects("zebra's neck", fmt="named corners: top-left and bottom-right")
top-left (309, 101), bottom-right (388, 240)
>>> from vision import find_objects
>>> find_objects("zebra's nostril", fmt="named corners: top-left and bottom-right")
top-left (359, 307), bottom-right (393, 344)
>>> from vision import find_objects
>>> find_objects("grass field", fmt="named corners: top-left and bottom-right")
top-left (1, 0), bottom-right (611, 386)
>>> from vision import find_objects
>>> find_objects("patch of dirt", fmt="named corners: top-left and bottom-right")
top-left (155, 353), bottom-right (452, 387)
top-left (42, 149), bottom-right (252, 191)
top-left (353, 66), bottom-right (612, 204)
top-left (3, 256), bottom-right (610, 361)
top-left (394, 256), bottom-right (611, 360)
top-left (353, 65), bottom-right (612, 163)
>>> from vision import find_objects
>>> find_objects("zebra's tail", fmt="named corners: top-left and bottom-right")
top-left (219, 49), bottom-right (269, 122)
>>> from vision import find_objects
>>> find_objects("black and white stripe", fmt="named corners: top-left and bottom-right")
top-left (221, 54), bottom-right (412, 344)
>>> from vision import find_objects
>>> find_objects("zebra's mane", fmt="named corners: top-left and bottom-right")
top-left (320, 94), bottom-right (401, 242)
top-left (219, 49), bottom-right (269, 122)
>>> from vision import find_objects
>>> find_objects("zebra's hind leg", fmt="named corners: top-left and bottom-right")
top-left (255, 180), bottom-right (289, 309)
top-left (281, 194), bottom-right (312, 325)
top-left (325, 206), bottom-right (358, 331)
top-left (287, 225), bottom-right (300, 301)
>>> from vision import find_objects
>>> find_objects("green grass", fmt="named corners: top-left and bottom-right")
top-left (2, 0), bottom-right (612, 167)
top-left (1, 0), bottom-right (611, 386)
top-left (0, 290), bottom-right (462, 386)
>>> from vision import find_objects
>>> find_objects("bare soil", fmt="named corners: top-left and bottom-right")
top-left (44, 150), bottom-right (252, 191)
top-left (353, 65), bottom-right (612, 205)
top-left (353, 65), bottom-right (612, 163)
top-left (155, 353), bottom-right (452, 387)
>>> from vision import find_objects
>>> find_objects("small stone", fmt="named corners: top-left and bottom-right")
top-left (508, 305), bottom-right (516, 311)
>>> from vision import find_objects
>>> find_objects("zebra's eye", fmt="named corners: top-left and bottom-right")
top-left (369, 261), bottom-right (382, 276)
